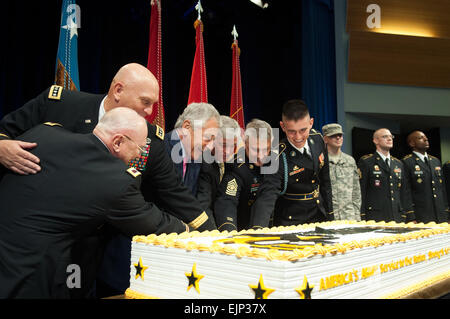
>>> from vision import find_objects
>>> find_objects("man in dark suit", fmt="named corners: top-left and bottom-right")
top-left (196, 116), bottom-right (242, 222)
top-left (215, 119), bottom-right (272, 231)
top-left (0, 108), bottom-right (188, 299)
top-left (358, 128), bottom-right (414, 223)
top-left (164, 102), bottom-right (220, 196)
top-left (249, 100), bottom-right (334, 228)
top-left (0, 63), bottom-right (214, 298)
top-left (402, 131), bottom-right (449, 223)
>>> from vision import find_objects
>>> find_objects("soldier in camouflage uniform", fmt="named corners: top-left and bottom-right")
top-left (322, 124), bottom-right (361, 221)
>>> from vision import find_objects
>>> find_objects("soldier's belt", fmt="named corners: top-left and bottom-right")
top-left (283, 188), bottom-right (320, 201)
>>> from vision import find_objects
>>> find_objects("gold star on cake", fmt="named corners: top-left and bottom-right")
top-left (249, 274), bottom-right (275, 299)
top-left (133, 257), bottom-right (148, 280)
top-left (185, 263), bottom-right (204, 293)
top-left (295, 275), bottom-right (314, 299)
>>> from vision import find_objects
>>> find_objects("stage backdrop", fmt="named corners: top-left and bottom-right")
top-left (0, 0), bottom-right (337, 131)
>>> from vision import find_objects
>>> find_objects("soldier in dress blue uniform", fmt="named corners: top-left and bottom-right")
top-left (249, 100), bottom-right (333, 228)
top-left (402, 131), bottom-right (449, 223)
top-left (196, 116), bottom-right (242, 223)
top-left (358, 128), bottom-right (414, 223)
top-left (0, 108), bottom-right (188, 298)
top-left (444, 160), bottom-right (450, 214)
top-left (0, 63), bottom-right (214, 298)
top-left (214, 119), bottom-right (272, 231)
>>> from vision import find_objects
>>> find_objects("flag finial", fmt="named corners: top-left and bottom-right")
top-left (195, 0), bottom-right (203, 21)
top-left (232, 25), bottom-right (238, 41)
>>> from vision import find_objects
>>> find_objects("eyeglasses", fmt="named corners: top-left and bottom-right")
top-left (380, 135), bottom-right (394, 140)
top-left (123, 135), bottom-right (149, 154)
top-left (329, 133), bottom-right (343, 139)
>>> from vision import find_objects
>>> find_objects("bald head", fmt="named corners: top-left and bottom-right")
top-left (105, 63), bottom-right (159, 118)
top-left (94, 107), bottom-right (149, 164)
top-left (407, 130), bottom-right (429, 153)
top-left (373, 128), bottom-right (394, 153)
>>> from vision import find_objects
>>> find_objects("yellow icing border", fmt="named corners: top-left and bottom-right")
top-left (132, 221), bottom-right (450, 262)
top-left (381, 270), bottom-right (450, 299)
top-left (124, 288), bottom-right (159, 299)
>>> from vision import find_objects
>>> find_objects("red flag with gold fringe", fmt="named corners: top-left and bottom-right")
top-left (230, 26), bottom-right (245, 129)
top-left (146, 0), bottom-right (165, 130)
top-left (187, 12), bottom-right (208, 104)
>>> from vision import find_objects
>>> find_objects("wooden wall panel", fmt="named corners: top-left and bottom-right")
top-left (348, 31), bottom-right (450, 88)
top-left (347, 0), bottom-right (450, 39)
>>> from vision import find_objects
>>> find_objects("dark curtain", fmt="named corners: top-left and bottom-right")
top-left (0, 0), bottom-right (337, 132)
top-left (301, 0), bottom-right (337, 131)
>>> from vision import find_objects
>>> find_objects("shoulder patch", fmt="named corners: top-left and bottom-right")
top-left (155, 125), bottom-right (165, 140)
top-left (126, 167), bottom-right (142, 178)
top-left (43, 122), bottom-right (63, 127)
top-left (48, 85), bottom-right (63, 100)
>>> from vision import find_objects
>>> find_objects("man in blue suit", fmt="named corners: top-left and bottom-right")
top-left (164, 102), bottom-right (221, 196)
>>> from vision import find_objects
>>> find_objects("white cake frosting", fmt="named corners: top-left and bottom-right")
top-left (126, 221), bottom-right (450, 299)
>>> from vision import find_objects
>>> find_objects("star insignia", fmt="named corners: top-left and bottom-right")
top-left (185, 263), bottom-right (204, 293)
top-left (133, 257), bottom-right (148, 281)
top-left (61, 21), bottom-right (78, 39)
top-left (249, 274), bottom-right (275, 299)
top-left (295, 275), bottom-right (314, 299)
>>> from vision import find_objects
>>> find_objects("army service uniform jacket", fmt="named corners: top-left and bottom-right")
top-left (249, 131), bottom-right (334, 228)
top-left (402, 154), bottom-right (449, 223)
top-left (0, 86), bottom-right (212, 230)
top-left (214, 154), bottom-right (264, 232)
top-left (196, 160), bottom-right (233, 227)
top-left (0, 124), bottom-right (186, 298)
top-left (358, 153), bottom-right (414, 223)
top-left (0, 86), bottom-right (214, 297)
top-left (444, 161), bottom-right (450, 213)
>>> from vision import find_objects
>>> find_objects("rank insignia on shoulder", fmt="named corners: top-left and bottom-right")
top-left (126, 167), bottom-right (141, 178)
top-left (48, 85), bottom-right (63, 100)
top-left (403, 154), bottom-right (412, 160)
top-left (43, 122), bottom-right (63, 127)
top-left (155, 125), bottom-right (165, 140)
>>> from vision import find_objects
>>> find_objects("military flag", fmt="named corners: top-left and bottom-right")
top-left (229, 25), bottom-right (245, 129)
top-left (187, 1), bottom-right (208, 104)
top-left (146, 0), bottom-right (165, 129)
top-left (55, 0), bottom-right (80, 90)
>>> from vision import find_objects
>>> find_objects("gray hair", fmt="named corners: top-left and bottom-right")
top-left (174, 102), bottom-right (221, 129)
top-left (219, 116), bottom-right (242, 141)
top-left (245, 118), bottom-right (273, 142)
top-left (96, 107), bottom-right (146, 135)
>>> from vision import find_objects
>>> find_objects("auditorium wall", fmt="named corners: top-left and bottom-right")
top-left (334, 0), bottom-right (450, 163)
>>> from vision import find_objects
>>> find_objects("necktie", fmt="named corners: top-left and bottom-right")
top-left (302, 149), bottom-right (309, 160)
top-left (182, 156), bottom-right (187, 179)
top-left (424, 157), bottom-right (428, 165)
top-left (385, 157), bottom-right (390, 168)
top-left (219, 162), bottom-right (225, 183)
